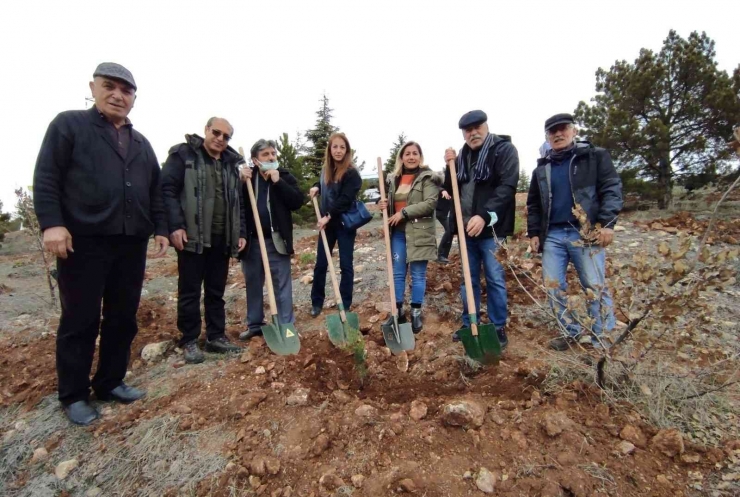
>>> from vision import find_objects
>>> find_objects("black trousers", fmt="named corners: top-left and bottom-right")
top-left (437, 211), bottom-right (453, 259)
top-left (177, 235), bottom-right (229, 346)
top-left (56, 235), bottom-right (148, 406)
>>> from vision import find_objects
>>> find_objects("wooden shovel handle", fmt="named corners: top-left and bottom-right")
top-left (312, 197), bottom-right (347, 322)
top-left (239, 148), bottom-right (278, 317)
top-left (447, 158), bottom-right (478, 336)
top-left (377, 157), bottom-right (399, 318)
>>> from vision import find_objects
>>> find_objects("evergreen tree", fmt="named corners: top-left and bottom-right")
top-left (0, 200), bottom-right (12, 243)
top-left (517, 170), bottom-right (531, 193)
top-left (304, 93), bottom-right (338, 179)
top-left (575, 30), bottom-right (740, 208)
top-left (383, 132), bottom-right (407, 176)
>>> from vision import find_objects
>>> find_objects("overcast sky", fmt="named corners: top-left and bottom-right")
top-left (1, 0), bottom-right (738, 211)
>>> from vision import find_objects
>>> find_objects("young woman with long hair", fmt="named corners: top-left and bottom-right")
top-left (308, 133), bottom-right (363, 317)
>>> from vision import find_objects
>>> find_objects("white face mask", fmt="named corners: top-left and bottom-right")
top-left (259, 161), bottom-right (279, 171)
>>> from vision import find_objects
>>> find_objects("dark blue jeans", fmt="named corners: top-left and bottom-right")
top-left (460, 235), bottom-right (508, 328)
top-left (311, 223), bottom-right (357, 308)
top-left (391, 229), bottom-right (429, 305)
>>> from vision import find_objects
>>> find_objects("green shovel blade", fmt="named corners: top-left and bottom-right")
top-left (261, 316), bottom-right (300, 356)
top-left (457, 322), bottom-right (501, 365)
top-left (326, 311), bottom-right (360, 347)
top-left (381, 319), bottom-right (415, 355)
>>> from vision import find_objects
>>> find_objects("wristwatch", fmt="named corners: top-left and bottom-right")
top-left (401, 209), bottom-right (409, 221)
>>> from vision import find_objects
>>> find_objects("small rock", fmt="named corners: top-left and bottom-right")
top-left (55, 459), bottom-right (79, 480)
top-left (265, 457), bottom-right (280, 475)
top-left (31, 447), bottom-right (49, 463)
top-left (442, 400), bottom-right (486, 429)
top-left (249, 475), bottom-right (261, 488)
top-left (681, 454), bottom-right (700, 464)
top-left (355, 265), bottom-right (365, 273)
top-left (355, 404), bottom-right (379, 419)
top-left (282, 486), bottom-right (293, 497)
top-left (225, 462), bottom-right (237, 472)
top-left (463, 470), bottom-right (473, 479)
top-left (396, 351), bottom-right (409, 372)
top-left (319, 472), bottom-right (345, 490)
top-left (85, 488), bottom-right (102, 497)
top-left (141, 341), bottom-right (171, 362)
top-left (286, 388), bottom-right (310, 406)
top-left (332, 390), bottom-right (352, 404)
top-left (250, 456), bottom-right (267, 476)
top-left (614, 225), bottom-right (626, 232)
top-left (617, 441), bottom-right (636, 455)
top-left (656, 474), bottom-right (671, 485)
top-left (410, 400), bottom-right (428, 421)
top-left (240, 351), bottom-right (252, 363)
top-left (254, 366), bottom-right (266, 375)
top-left (651, 429), bottom-right (684, 457)
top-left (620, 425), bottom-right (647, 448)
top-left (543, 412), bottom-right (574, 437)
top-left (175, 404), bottom-right (192, 414)
top-left (14, 420), bottom-right (27, 431)
top-left (351, 474), bottom-right (365, 488)
top-left (476, 467), bottom-right (496, 494)
top-left (241, 392), bottom-right (268, 413)
top-left (511, 430), bottom-right (528, 449)
top-left (311, 433), bottom-right (331, 456)
top-left (300, 275), bottom-right (313, 285)
top-left (398, 478), bottom-right (416, 492)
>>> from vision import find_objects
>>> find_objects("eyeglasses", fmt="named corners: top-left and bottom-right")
top-left (210, 128), bottom-right (232, 142)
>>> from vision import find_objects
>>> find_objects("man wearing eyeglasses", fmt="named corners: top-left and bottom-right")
top-left (161, 118), bottom-right (247, 364)
top-left (33, 62), bottom-right (169, 426)
top-left (527, 113), bottom-right (623, 351)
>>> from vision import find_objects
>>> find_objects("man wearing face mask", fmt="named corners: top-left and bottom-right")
top-left (527, 113), bottom-right (622, 351)
top-left (443, 110), bottom-right (519, 350)
top-left (238, 139), bottom-right (305, 341)
top-left (161, 117), bottom-right (247, 364)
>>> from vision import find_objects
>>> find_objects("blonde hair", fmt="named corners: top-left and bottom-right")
top-left (323, 133), bottom-right (354, 184)
top-left (390, 141), bottom-right (425, 178)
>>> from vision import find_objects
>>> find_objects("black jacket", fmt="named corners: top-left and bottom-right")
top-left (527, 142), bottom-right (623, 248)
top-left (443, 134), bottom-right (519, 238)
top-left (242, 167), bottom-right (304, 255)
top-left (314, 167), bottom-right (363, 227)
top-left (33, 107), bottom-right (167, 238)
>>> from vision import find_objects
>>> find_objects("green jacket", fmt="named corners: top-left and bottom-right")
top-left (384, 167), bottom-right (441, 262)
top-left (161, 134), bottom-right (247, 257)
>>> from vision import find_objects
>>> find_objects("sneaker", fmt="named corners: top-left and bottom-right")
top-left (549, 334), bottom-right (581, 351)
top-left (183, 340), bottom-right (205, 364)
top-left (497, 326), bottom-right (508, 351)
top-left (205, 336), bottom-right (240, 354)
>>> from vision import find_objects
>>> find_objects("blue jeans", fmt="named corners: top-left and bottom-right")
top-left (460, 235), bottom-right (508, 328)
top-left (311, 223), bottom-right (357, 309)
top-left (542, 226), bottom-right (615, 338)
top-left (391, 230), bottom-right (428, 305)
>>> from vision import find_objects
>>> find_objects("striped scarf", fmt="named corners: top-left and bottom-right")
top-left (457, 133), bottom-right (495, 183)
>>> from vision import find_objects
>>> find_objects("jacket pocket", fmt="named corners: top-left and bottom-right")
top-left (411, 219), bottom-right (436, 246)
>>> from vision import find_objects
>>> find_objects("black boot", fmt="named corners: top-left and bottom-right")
top-left (410, 307), bottom-right (423, 334)
top-left (383, 303), bottom-right (407, 327)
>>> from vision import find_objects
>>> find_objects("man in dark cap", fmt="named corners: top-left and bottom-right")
top-left (443, 110), bottom-right (519, 350)
top-left (33, 62), bottom-right (169, 425)
top-left (527, 113), bottom-right (623, 351)
top-left (161, 117), bottom-right (246, 363)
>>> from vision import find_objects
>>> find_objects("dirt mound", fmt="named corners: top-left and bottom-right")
top-left (636, 211), bottom-right (740, 244)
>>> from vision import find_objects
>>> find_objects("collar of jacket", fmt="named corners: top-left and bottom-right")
top-left (536, 140), bottom-right (593, 167)
top-left (184, 133), bottom-right (245, 164)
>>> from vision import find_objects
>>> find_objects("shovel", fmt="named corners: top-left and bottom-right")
top-left (376, 157), bottom-right (415, 354)
top-left (446, 157), bottom-right (501, 364)
top-left (311, 197), bottom-right (360, 346)
top-left (239, 148), bottom-right (300, 356)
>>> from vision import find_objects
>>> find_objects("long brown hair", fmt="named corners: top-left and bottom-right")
top-left (323, 132), bottom-right (354, 184)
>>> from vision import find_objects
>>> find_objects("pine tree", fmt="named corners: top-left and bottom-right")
top-left (383, 132), bottom-right (407, 176)
top-left (517, 170), bottom-right (531, 193)
top-left (304, 93), bottom-right (338, 179)
top-left (575, 30), bottom-right (740, 208)
top-left (0, 200), bottom-right (12, 243)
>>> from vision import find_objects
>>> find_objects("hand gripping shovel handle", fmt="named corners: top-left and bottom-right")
top-left (447, 157), bottom-right (478, 337)
top-left (312, 197), bottom-right (348, 322)
top-left (377, 158), bottom-right (400, 320)
top-left (239, 148), bottom-right (278, 317)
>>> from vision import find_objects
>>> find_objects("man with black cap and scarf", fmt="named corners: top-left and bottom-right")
top-left (527, 113), bottom-right (622, 351)
top-left (443, 110), bottom-right (519, 350)
top-left (33, 62), bottom-right (169, 425)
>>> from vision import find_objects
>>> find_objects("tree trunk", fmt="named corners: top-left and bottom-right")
top-left (657, 156), bottom-right (672, 209)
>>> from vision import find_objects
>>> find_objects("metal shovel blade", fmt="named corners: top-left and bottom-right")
top-left (326, 310), bottom-right (360, 347)
top-left (381, 317), bottom-right (415, 355)
top-left (261, 315), bottom-right (300, 356)
top-left (457, 321), bottom-right (501, 365)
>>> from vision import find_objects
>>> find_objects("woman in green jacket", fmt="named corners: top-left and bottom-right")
top-left (377, 141), bottom-right (439, 333)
